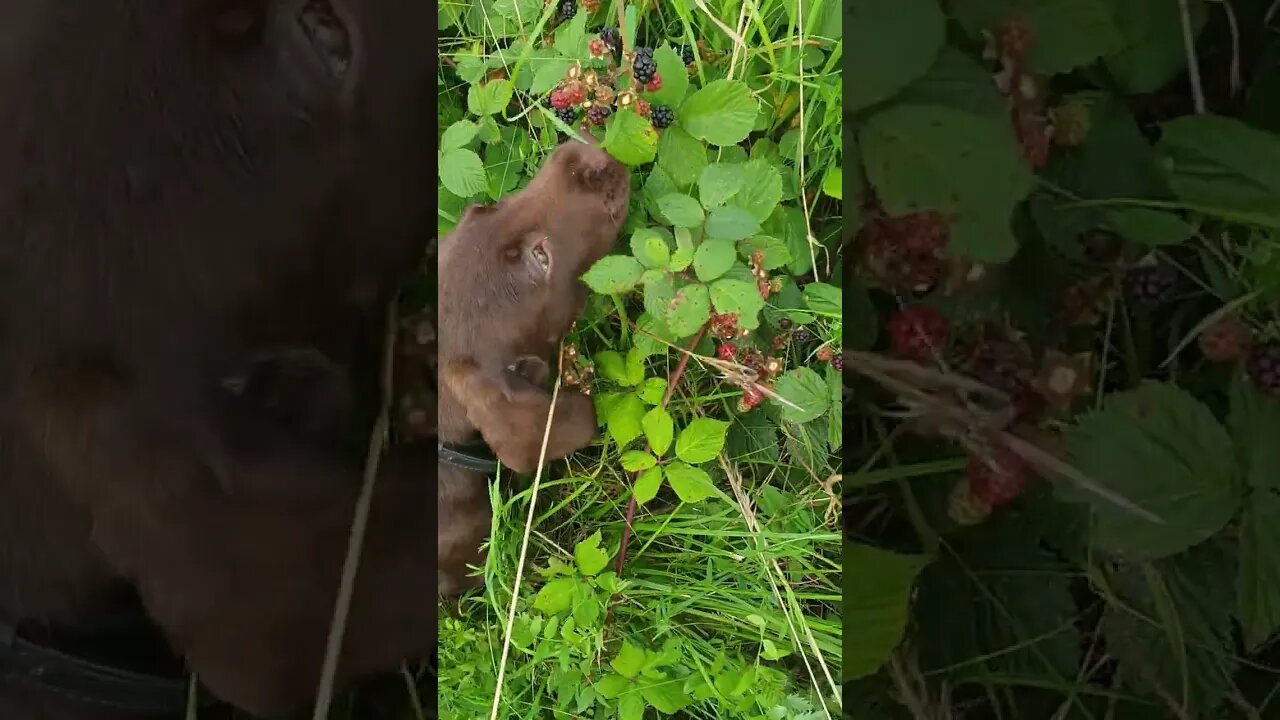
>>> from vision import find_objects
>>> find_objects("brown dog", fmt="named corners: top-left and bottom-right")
top-left (436, 140), bottom-right (629, 594)
top-left (0, 0), bottom-right (436, 717)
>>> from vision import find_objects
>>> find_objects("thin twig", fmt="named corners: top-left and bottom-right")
top-left (311, 297), bottom-right (399, 720)
top-left (1178, 0), bottom-right (1207, 113)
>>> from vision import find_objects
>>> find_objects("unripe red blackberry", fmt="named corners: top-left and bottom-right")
top-left (886, 305), bottom-right (949, 362)
top-left (966, 445), bottom-right (1032, 507)
top-left (716, 342), bottom-right (737, 361)
top-left (1198, 314), bottom-right (1252, 363)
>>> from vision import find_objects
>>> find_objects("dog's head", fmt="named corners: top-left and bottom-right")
top-left (438, 139), bottom-right (628, 387)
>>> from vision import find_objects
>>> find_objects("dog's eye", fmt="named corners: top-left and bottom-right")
top-left (530, 237), bottom-right (551, 273)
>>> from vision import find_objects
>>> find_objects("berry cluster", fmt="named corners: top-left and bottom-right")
top-left (949, 442), bottom-right (1034, 526)
top-left (1249, 341), bottom-right (1280, 397)
top-left (551, 35), bottom-right (678, 135)
top-left (989, 13), bottom-right (1053, 170)
top-left (856, 208), bottom-right (950, 293)
top-left (1122, 259), bottom-right (1179, 309)
top-left (558, 344), bottom-right (596, 393)
top-left (677, 44), bottom-right (696, 66)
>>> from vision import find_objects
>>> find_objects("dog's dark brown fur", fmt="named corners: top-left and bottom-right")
top-left (436, 140), bottom-right (629, 594)
top-left (0, 0), bottom-right (434, 717)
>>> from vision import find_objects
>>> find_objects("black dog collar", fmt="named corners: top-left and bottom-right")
top-left (0, 618), bottom-right (217, 716)
top-left (437, 441), bottom-right (501, 474)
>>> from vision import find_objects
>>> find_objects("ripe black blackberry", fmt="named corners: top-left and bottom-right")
top-left (678, 44), bottom-right (695, 65)
top-left (586, 105), bottom-right (612, 125)
top-left (651, 105), bottom-right (675, 128)
top-left (633, 47), bottom-right (657, 85)
top-left (554, 106), bottom-right (577, 125)
top-left (558, 0), bottom-right (577, 19)
top-left (598, 27), bottom-right (622, 55)
top-left (1247, 342), bottom-right (1280, 397)
top-left (1122, 261), bottom-right (1178, 308)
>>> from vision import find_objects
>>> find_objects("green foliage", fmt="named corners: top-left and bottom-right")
top-left (439, 0), bottom-right (841, 716)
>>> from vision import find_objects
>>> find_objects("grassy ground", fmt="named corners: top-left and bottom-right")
top-left (437, 0), bottom-right (843, 718)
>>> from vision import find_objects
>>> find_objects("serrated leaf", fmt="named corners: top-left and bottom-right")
top-left (1103, 540), bottom-right (1236, 717)
top-left (439, 148), bottom-right (488, 198)
top-left (664, 461), bottom-right (718, 503)
top-left (735, 160), bottom-right (784, 222)
top-left (642, 406), bottom-right (674, 456)
top-left (1238, 490), bottom-right (1280, 650)
top-left (596, 673), bottom-right (630, 699)
top-left (553, 11), bottom-right (588, 57)
top-left (1106, 0), bottom-right (1207, 94)
top-left (860, 104), bottom-right (1034, 262)
top-left (1229, 378), bottom-right (1280, 491)
top-left (693, 239), bottom-right (736, 281)
top-left (629, 228), bottom-right (670, 269)
top-left (771, 367), bottom-right (829, 423)
top-left (738, 235), bottom-right (791, 270)
top-left (709, 279), bottom-right (765, 328)
top-left (705, 207), bottom-right (762, 240)
top-left (574, 531), bottom-right (610, 576)
top-left (664, 282), bottom-right (710, 337)
top-left (467, 79), bottom-right (513, 115)
top-left (822, 166), bottom-right (843, 199)
top-left (847, 0), bottom-right (945, 113)
top-left (594, 350), bottom-right (630, 385)
top-left (845, 542), bottom-right (928, 681)
top-left (678, 79), bottom-right (758, 147)
top-left (620, 450), bottom-right (657, 472)
top-left (648, 46), bottom-right (689, 107)
top-left (633, 465), bottom-right (664, 505)
top-left (1105, 207), bottom-right (1194, 247)
top-left (643, 272), bottom-right (675, 321)
top-left (657, 126), bottom-right (707, 187)
top-left (530, 57), bottom-right (573, 94)
top-left (533, 577), bottom-right (577, 614)
top-left (602, 109), bottom-right (659, 167)
top-left (637, 376), bottom-right (666, 404)
top-left (674, 418), bottom-right (729, 464)
top-left (611, 641), bottom-right (646, 678)
top-left (1157, 114), bottom-right (1280, 226)
top-left (607, 394), bottom-right (646, 448)
top-left (657, 193), bottom-right (705, 227)
top-left (1023, 0), bottom-right (1123, 75)
top-left (1061, 382), bottom-right (1239, 560)
top-left (639, 678), bottom-right (690, 713)
top-left (802, 282), bottom-right (841, 316)
top-left (440, 120), bottom-right (478, 151)
top-left (582, 256), bottom-right (645, 294)
top-left (698, 163), bottom-right (745, 209)
top-left (619, 692), bottom-right (644, 720)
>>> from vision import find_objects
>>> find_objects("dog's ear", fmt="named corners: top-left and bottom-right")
top-left (443, 357), bottom-right (595, 473)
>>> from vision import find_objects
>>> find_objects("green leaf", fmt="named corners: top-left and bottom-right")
top-left (1103, 540), bottom-right (1236, 717)
top-left (657, 193), bottom-right (705, 227)
top-left (629, 228), bottom-right (670, 269)
top-left (552, 11), bottom-right (588, 57)
top-left (440, 120), bottom-right (478, 151)
top-left (657, 127), bottom-right (707, 187)
top-left (822, 166), bottom-right (842, 199)
top-left (705, 207), bottom-right (761, 241)
top-left (637, 376), bottom-right (666, 404)
top-left (845, 542), bottom-right (928, 680)
top-left (611, 641), bottom-right (646, 679)
top-left (607, 394), bottom-right (647, 448)
top-left (664, 461), bottom-right (718, 503)
top-left (594, 350), bottom-right (629, 385)
top-left (530, 57), bottom-right (573, 95)
top-left (642, 406), bottom-right (675, 456)
top-left (618, 692), bottom-right (644, 720)
top-left (709, 279), bottom-right (765, 328)
top-left (643, 272), bottom-right (676, 320)
top-left (633, 465), bottom-right (664, 505)
top-left (678, 79), bottom-right (758, 147)
top-left (648, 46), bottom-right (689, 107)
top-left (771, 367), bottom-right (829, 423)
top-left (1105, 207), bottom-right (1194, 247)
top-left (1061, 382), bottom-right (1239, 560)
top-left (860, 104), bottom-right (1034, 262)
top-left (1023, 0), bottom-right (1123, 75)
top-left (693, 239), bottom-right (736, 281)
top-left (674, 418), bottom-right (730, 464)
top-left (602, 109), bottom-right (660, 166)
top-left (1157, 114), bottom-right (1280, 226)
top-left (1106, 0), bottom-right (1207, 94)
top-left (802, 282), bottom-right (841, 316)
top-left (847, 0), bottom-right (944, 112)
top-left (467, 79), bottom-right (513, 115)
top-left (639, 678), bottom-right (690, 714)
top-left (1229, 378), bottom-right (1280, 491)
top-left (533, 577), bottom-right (577, 614)
top-left (620, 450), bottom-right (657, 472)
top-left (574, 531), bottom-right (611, 576)
top-left (698, 163), bottom-right (745, 209)
top-left (738, 236), bottom-right (791, 271)
top-left (1238, 490), bottom-right (1280, 650)
top-left (664, 282), bottom-right (710, 337)
top-left (595, 673), bottom-right (630, 699)
top-left (582, 256), bottom-right (645, 294)
top-left (735, 160), bottom-right (784, 222)
top-left (438, 148), bottom-right (488, 198)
